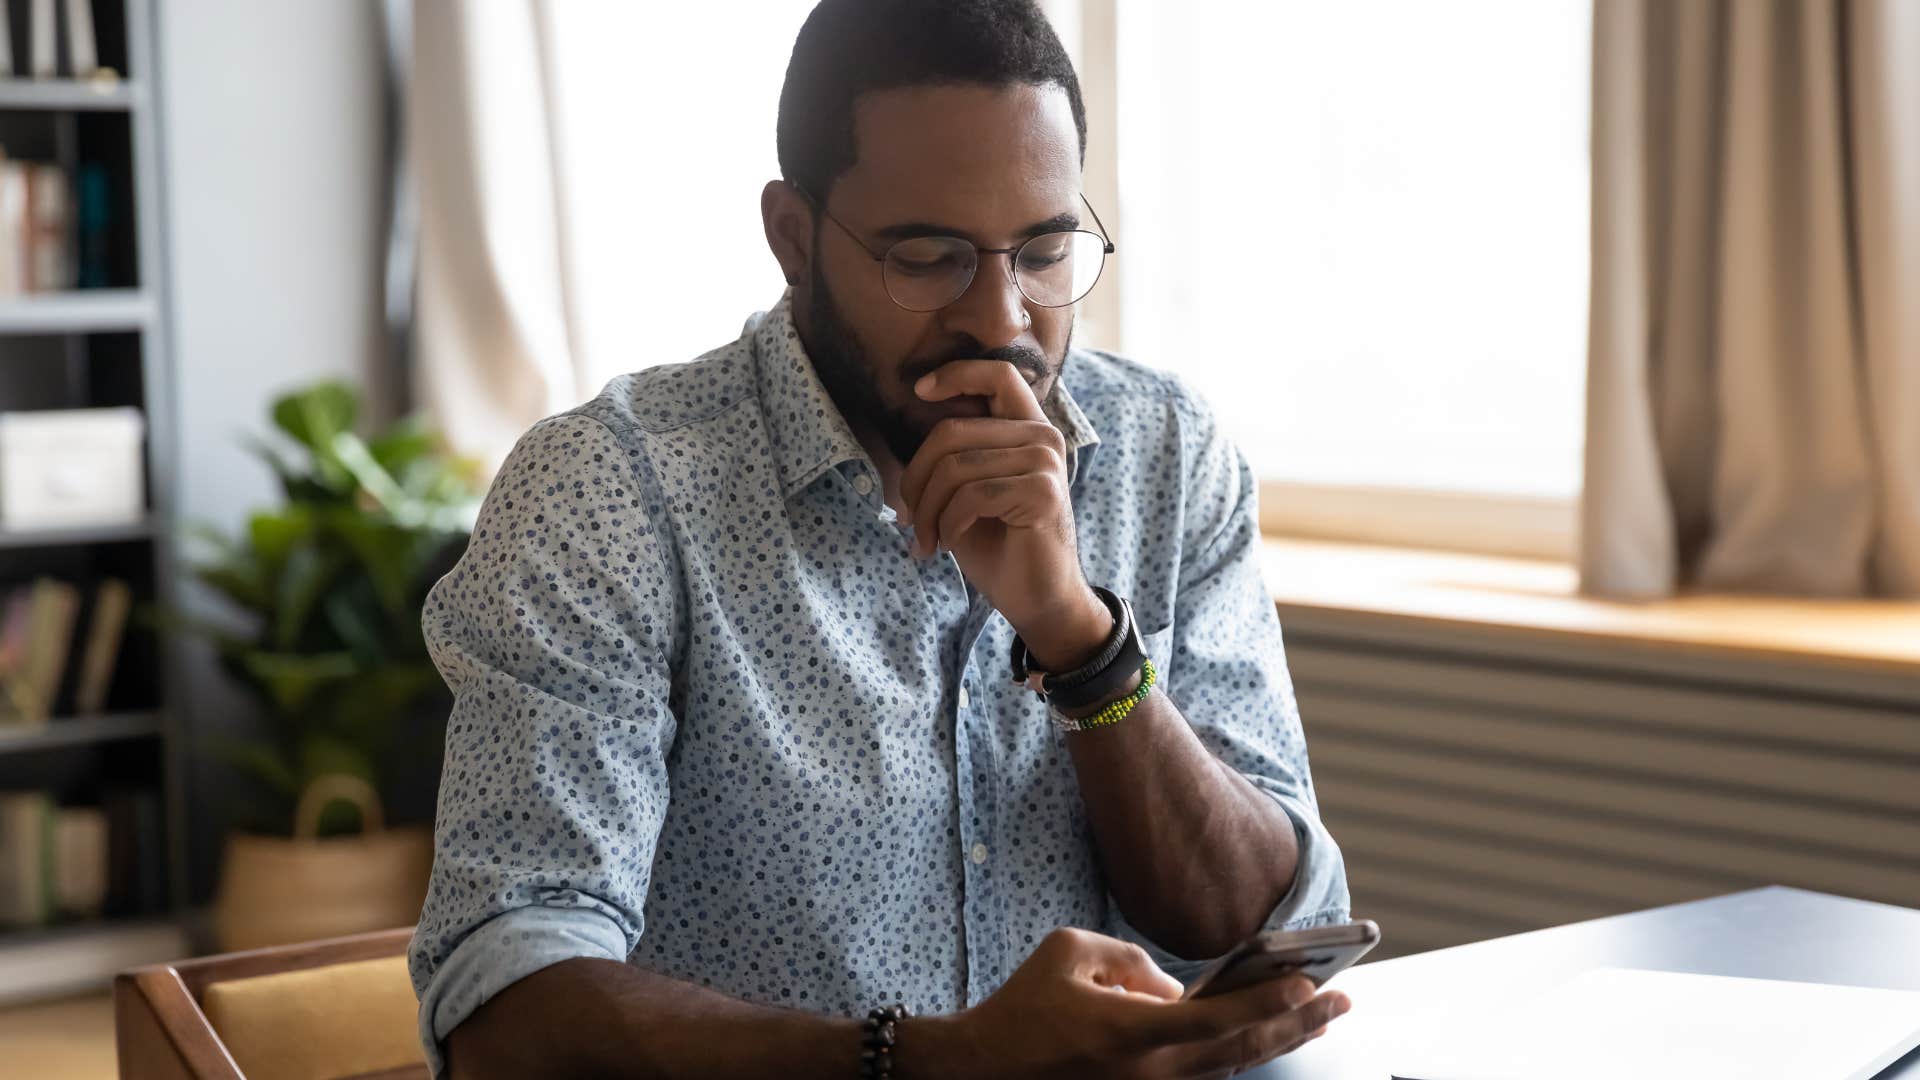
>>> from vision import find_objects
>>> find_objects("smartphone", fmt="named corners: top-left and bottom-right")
top-left (1180, 919), bottom-right (1381, 1000)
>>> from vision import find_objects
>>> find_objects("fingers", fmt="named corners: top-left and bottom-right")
top-left (908, 446), bottom-right (1062, 556)
top-left (1168, 987), bottom-right (1351, 1076)
top-left (914, 360), bottom-right (1048, 422)
top-left (899, 417), bottom-right (1063, 511)
top-left (933, 474), bottom-right (1063, 551)
top-left (1124, 974), bottom-right (1321, 1047)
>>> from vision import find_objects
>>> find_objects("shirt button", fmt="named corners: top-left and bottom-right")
top-left (852, 473), bottom-right (874, 496)
top-left (957, 686), bottom-right (971, 709)
top-left (970, 842), bottom-right (989, 865)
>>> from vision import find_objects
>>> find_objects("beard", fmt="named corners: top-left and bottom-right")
top-left (802, 250), bottom-right (1070, 464)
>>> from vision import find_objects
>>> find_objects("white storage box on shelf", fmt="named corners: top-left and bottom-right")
top-left (0, 407), bottom-right (147, 528)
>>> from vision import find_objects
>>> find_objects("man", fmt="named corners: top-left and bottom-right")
top-left (410, 1), bottom-right (1352, 1076)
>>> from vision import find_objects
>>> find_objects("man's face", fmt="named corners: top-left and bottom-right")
top-left (793, 83), bottom-right (1084, 464)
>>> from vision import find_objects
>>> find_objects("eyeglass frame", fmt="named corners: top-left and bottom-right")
top-left (791, 182), bottom-right (1117, 312)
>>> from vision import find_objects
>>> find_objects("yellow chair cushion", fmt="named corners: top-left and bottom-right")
top-left (202, 955), bottom-right (425, 1080)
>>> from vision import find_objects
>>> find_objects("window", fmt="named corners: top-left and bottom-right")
top-left (545, 2), bottom-right (818, 389)
top-left (1109, 0), bottom-right (1591, 552)
top-left (549, 1), bottom-right (1591, 557)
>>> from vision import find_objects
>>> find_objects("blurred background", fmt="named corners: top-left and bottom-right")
top-left (0, 0), bottom-right (1914, 1073)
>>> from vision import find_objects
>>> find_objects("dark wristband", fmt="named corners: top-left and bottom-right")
top-left (1009, 587), bottom-right (1148, 712)
top-left (1048, 646), bottom-right (1147, 713)
top-left (1009, 585), bottom-right (1130, 695)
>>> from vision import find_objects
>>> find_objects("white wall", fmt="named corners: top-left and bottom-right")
top-left (156, 0), bottom-right (388, 899)
top-left (160, 0), bottom-right (387, 533)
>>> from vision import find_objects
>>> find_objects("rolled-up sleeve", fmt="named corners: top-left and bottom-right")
top-left (1105, 388), bottom-right (1351, 981)
top-left (408, 413), bottom-right (683, 1077)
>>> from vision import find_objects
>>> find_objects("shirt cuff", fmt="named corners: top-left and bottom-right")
top-left (1106, 783), bottom-right (1352, 985)
top-left (416, 905), bottom-right (631, 1079)
top-left (1249, 781), bottom-right (1353, 933)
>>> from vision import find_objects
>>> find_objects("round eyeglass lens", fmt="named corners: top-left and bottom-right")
top-left (1014, 230), bottom-right (1107, 308)
top-left (882, 236), bottom-right (979, 312)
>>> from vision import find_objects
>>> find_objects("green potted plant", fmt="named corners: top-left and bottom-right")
top-left (184, 380), bottom-right (478, 949)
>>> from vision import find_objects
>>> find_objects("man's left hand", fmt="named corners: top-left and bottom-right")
top-left (900, 360), bottom-right (1110, 670)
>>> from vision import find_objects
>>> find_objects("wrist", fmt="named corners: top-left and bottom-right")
top-left (1015, 584), bottom-right (1113, 673)
top-left (891, 1012), bottom-right (981, 1080)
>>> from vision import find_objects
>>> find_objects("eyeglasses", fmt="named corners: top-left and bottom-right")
top-left (795, 184), bottom-right (1116, 313)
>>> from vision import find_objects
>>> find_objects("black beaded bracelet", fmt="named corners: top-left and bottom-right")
top-left (860, 1003), bottom-right (908, 1079)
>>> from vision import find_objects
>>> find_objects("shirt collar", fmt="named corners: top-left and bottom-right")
top-left (750, 289), bottom-right (1102, 500)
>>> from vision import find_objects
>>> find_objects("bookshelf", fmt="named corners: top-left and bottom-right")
top-left (0, 710), bottom-right (162, 754)
top-left (0, 287), bottom-right (154, 332)
top-left (0, 77), bottom-right (134, 111)
top-left (0, 0), bottom-right (189, 997)
top-left (0, 516), bottom-right (155, 549)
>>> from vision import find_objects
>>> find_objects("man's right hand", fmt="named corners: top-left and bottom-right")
top-left (901, 926), bottom-right (1352, 1079)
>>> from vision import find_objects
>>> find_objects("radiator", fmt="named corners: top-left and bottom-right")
top-left (1284, 631), bottom-right (1920, 960)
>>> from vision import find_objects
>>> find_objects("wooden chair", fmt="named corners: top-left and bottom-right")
top-left (115, 926), bottom-right (429, 1080)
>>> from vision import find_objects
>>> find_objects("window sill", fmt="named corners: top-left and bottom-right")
top-left (1261, 538), bottom-right (1920, 699)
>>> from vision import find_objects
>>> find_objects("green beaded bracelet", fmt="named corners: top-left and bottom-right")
top-left (1051, 658), bottom-right (1156, 734)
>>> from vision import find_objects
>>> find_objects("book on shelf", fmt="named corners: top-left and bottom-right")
top-left (73, 577), bottom-right (130, 716)
top-left (0, 155), bottom-right (75, 295)
top-left (3, 0), bottom-right (96, 81)
top-left (0, 789), bottom-right (152, 929)
top-left (61, 0), bottom-right (93, 78)
top-left (25, 0), bottom-right (49, 80)
top-left (24, 161), bottom-right (67, 288)
top-left (0, 158), bottom-right (19, 296)
top-left (14, 577), bottom-right (76, 725)
top-left (0, 577), bottom-right (131, 726)
top-left (75, 162), bottom-right (109, 287)
top-left (0, 789), bottom-right (52, 925)
top-left (51, 803), bottom-right (106, 917)
top-left (103, 784), bottom-right (162, 916)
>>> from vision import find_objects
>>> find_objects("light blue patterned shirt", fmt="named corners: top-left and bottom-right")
top-left (409, 291), bottom-right (1348, 1074)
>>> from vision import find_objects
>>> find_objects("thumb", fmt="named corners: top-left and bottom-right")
top-left (1075, 933), bottom-right (1185, 1002)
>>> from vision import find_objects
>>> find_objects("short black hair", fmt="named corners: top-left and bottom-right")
top-left (776, 0), bottom-right (1087, 203)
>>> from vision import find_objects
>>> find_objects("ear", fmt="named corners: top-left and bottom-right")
top-left (762, 180), bottom-right (814, 288)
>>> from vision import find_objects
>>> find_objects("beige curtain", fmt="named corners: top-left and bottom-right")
top-left (1583, 0), bottom-right (1920, 598)
top-left (410, 0), bottom-right (586, 473)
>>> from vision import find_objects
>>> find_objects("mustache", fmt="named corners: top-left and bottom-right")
top-left (903, 342), bottom-right (1053, 386)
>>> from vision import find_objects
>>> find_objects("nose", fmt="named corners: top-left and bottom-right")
top-left (939, 250), bottom-right (1035, 351)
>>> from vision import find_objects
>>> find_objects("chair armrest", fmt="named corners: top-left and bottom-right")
top-left (114, 967), bottom-right (245, 1080)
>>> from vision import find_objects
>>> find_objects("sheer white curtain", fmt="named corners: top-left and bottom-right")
top-left (411, 0), bottom-right (585, 472)
top-left (411, 1), bottom-right (813, 469)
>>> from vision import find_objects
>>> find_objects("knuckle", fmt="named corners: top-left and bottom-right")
top-left (921, 420), bottom-right (957, 450)
top-left (1263, 1013), bottom-right (1313, 1059)
top-left (1241, 1025), bottom-right (1270, 1064)
top-left (1038, 472), bottom-right (1068, 506)
top-left (1131, 1045), bottom-right (1178, 1079)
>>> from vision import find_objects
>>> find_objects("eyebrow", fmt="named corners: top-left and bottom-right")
top-left (869, 211), bottom-right (1081, 245)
